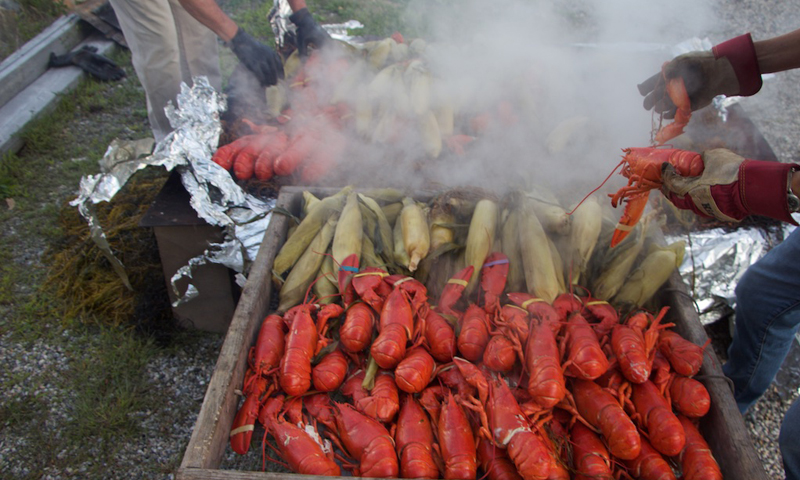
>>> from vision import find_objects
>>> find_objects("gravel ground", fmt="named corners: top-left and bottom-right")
top-left (3, 1), bottom-right (800, 479)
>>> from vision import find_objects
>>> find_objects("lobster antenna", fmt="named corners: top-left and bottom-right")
top-left (567, 156), bottom-right (626, 216)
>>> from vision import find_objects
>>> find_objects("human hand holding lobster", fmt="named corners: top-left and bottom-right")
top-left (638, 33), bottom-right (763, 117)
top-left (660, 148), bottom-right (800, 225)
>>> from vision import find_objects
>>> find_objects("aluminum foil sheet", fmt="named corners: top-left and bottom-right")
top-left (269, 0), bottom-right (364, 47)
top-left (71, 77), bottom-right (275, 307)
top-left (665, 223), bottom-right (794, 325)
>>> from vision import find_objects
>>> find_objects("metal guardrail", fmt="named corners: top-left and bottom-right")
top-left (0, 14), bottom-right (119, 157)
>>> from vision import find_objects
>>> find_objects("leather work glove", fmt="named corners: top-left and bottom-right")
top-left (289, 8), bottom-right (330, 57)
top-left (49, 45), bottom-right (126, 81)
top-left (638, 34), bottom-right (763, 118)
top-left (661, 148), bottom-right (799, 225)
top-left (230, 28), bottom-right (284, 87)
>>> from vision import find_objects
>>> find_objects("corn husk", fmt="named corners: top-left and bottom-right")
top-left (464, 198), bottom-right (498, 294)
top-left (547, 236), bottom-right (567, 294)
top-left (359, 193), bottom-right (394, 264)
top-left (283, 50), bottom-right (301, 78)
top-left (391, 41), bottom-right (409, 62)
top-left (419, 110), bottom-right (442, 158)
top-left (278, 216), bottom-right (338, 312)
top-left (406, 60), bottom-right (431, 116)
top-left (409, 38), bottom-right (427, 56)
top-left (546, 115), bottom-right (589, 154)
top-left (500, 208), bottom-right (525, 293)
top-left (382, 202), bottom-right (403, 226)
top-left (566, 195), bottom-right (602, 285)
top-left (393, 212), bottom-right (410, 268)
top-left (428, 200), bottom-right (456, 251)
top-left (518, 196), bottom-right (559, 302)
top-left (265, 82), bottom-right (288, 119)
top-left (612, 240), bottom-right (685, 309)
top-left (361, 235), bottom-right (384, 268)
top-left (363, 188), bottom-right (405, 204)
top-left (273, 187), bottom-right (351, 277)
top-left (313, 254), bottom-right (338, 305)
top-left (367, 37), bottom-right (394, 70)
top-left (400, 197), bottom-right (430, 272)
top-left (591, 216), bottom-right (650, 301)
top-left (302, 191), bottom-right (321, 217)
top-left (332, 192), bottom-right (363, 268)
top-left (434, 102), bottom-right (455, 137)
top-left (355, 92), bottom-right (372, 137)
top-left (526, 189), bottom-right (571, 236)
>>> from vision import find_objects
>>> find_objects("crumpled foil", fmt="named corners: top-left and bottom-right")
top-left (665, 224), bottom-right (793, 325)
top-left (71, 77), bottom-right (275, 307)
top-left (268, 0), bottom-right (364, 47)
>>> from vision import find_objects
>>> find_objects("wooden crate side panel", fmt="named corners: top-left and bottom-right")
top-left (658, 271), bottom-right (770, 480)
top-left (180, 194), bottom-right (294, 471)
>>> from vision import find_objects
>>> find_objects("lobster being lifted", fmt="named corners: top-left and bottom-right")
top-left (609, 147), bottom-right (703, 247)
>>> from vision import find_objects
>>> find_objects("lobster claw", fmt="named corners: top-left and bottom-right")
top-left (610, 191), bottom-right (650, 248)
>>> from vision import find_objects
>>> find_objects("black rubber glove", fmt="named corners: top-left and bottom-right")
top-left (49, 45), bottom-right (126, 81)
top-left (230, 28), bottom-right (284, 87)
top-left (289, 8), bottom-right (330, 57)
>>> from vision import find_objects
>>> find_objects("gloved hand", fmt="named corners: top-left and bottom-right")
top-left (289, 8), bottom-right (330, 57)
top-left (49, 45), bottom-right (126, 81)
top-left (230, 28), bottom-right (284, 87)
top-left (638, 34), bottom-right (763, 118)
top-left (661, 148), bottom-right (799, 225)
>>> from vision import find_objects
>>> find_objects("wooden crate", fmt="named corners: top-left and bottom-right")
top-left (177, 185), bottom-right (770, 480)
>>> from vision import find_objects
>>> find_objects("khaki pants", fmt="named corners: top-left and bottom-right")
top-left (109, 0), bottom-right (223, 142)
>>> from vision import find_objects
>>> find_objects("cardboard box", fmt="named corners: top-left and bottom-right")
top-left (140, 171), bottom-right (239, 334)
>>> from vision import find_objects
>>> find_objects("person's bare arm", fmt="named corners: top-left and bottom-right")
top-left (755, 29), bottom-right (800, 74)
top-left (176, 0), bottom-right (239, 42)
top-left (287, 0), bottom-right (307, 12)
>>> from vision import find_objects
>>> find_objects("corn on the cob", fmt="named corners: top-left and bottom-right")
top-left (355, 92), bottom-right (372, 138)
top-left (428, 201), bottom-right (456, 251)
top-left (500, 208), bottom-right (525, 293)
top-left (361, 235), bottom-right (384, 268)
top-left (419, 110), bottom-right (442, 159)
top-left (464, 198), bottom-right (498, 294)
top-left (393, 212), bottom-right (411, 269)
top-left (612, 241), bottom-right (685, 309)
top-left (265, 82), bottom-right (288, 119)
top-left (400, 197), bottom-right (430, 272)
top-left (359, 193), bottom-right (394, 263)
top-left (566, 195), bottom-right (602, 285)
top-left (283, 50), bottom-right (301, 78)
top-left (391, 41), bottom-right (409, 62)
top-left (278, 215), bottom-right (338, 312)
top-left (313, 254), bottom-right (338, 305)
top-left (591, 216), bottom-right (649, 301)
top-left (302, 191), bottom-right (320, 217)
top-left (272, 187), bottom-right (351, 277)
top-left (367, 37), bottom-right (394, 69)
top-left (409, 38), bottom-right (427, 56)
top-left (382, 202), bottom-right (403, 226)
top-left (518, 196), bottom-right (559, 302)
top-left (547, 236), bottom-right (567, 293)
top-left (527, 194), bottom-right (571, 236)
top-left (406, 61), bottom-right (431, 116)
top-left (434, 101), bottom-right (455, 137)
top-left (332, 192), bottom-right (363, 268)
top-left (546, 115), bottom-right (589, 154)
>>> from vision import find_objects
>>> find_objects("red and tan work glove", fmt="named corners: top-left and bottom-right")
top-left (661, 148), bottom-right (799, 225)
top-left (638, 33), bottom-right (763, 117)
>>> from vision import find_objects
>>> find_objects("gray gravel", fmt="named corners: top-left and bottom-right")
top-left (3, 1), bottom-right (800, 479)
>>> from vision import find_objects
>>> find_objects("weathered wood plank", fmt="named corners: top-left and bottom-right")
top-left (179, 190), bottom-right (296, 469)
top-left (658, 271), bottom-right (770, 480)
top-left (0, 36), bottom-right (116, 157)
top-left (0, 14), bottom-right (86, 107)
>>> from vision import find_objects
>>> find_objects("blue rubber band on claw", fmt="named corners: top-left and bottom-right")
top-left (339, 266), bottom-right (359, 272)
top-left (482, 259), bottom-right (510, 269)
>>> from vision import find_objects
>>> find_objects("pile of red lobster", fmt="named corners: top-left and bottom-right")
top-left (230, 252), bottom-right (721, 480)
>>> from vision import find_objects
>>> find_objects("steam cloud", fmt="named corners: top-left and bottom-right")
top-left (238, 0), bottom-right (716, 209)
